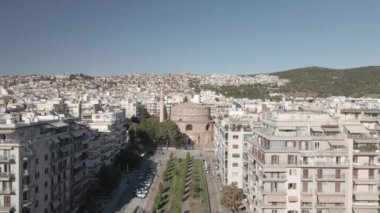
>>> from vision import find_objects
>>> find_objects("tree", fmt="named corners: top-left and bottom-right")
top-left (138, 118), bottom-right (160, 143)
top-left (220, 184), bottom-right (242, 213)
top-left (157, 120), bottom-right (181, 147)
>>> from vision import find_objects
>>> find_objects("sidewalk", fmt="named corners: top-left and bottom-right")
top-left (206, 158), bottom-right (224, 213)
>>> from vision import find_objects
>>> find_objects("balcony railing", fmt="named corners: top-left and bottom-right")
top-left (316, 174), bottom-right (346, 180)
top-left (259, 173), bottom-right (287, 182)
top-left (259, 188), bottom-right (287, 194)
top-left (0, 155), bottom-right (15, 163)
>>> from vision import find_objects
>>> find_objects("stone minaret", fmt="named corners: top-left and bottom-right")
top-left (159, 87), bottom-right (165, 122)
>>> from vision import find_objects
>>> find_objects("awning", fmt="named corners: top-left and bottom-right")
top-left (323, 127), bottom-right (340, 132)
top-left (301, 196), bottom-right (313, 202)
top-left (355, 195), bottom-right (379, 201)
top-left (354, 209), bottom-right (379, 213)
top-left (278, 127), bottom-right (297, 130)
top-left (354, 139), bottom-right (380, 144)
top-left (0, 129), bottom-right (15, 134)
top-left (318, 195), bottom-right (345, 203)
top-left (345, 125), bottom-right (369, 134)
top-left (329, 140), bottom-right (346, 146)
top-left (49, 121), bottom-right (69, 128)
top-left (311, 126), bottom-right (323, 132)
top-left (265, 195), bottom-right (286, 203)
top-left (288, 195), bottom-right (298, 202)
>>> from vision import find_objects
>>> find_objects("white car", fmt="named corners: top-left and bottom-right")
top-left (136, 192), bottom-right (147, 198)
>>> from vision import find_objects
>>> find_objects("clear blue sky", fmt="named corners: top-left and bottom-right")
top-left (1, 0), bottom-right (379, 76)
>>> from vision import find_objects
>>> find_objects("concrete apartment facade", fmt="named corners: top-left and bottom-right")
top-left (0, 112), bottom-right (127, 213)
top-left (241, 111), bottom-right (379, 213)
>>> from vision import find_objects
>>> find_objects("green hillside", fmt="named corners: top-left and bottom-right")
top-left (273, 66), bottom-right (380, 97)
top-left (199, 66), bottom-right (380, 99)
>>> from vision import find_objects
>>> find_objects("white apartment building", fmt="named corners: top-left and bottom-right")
top-left (87, 111), bottom-right (127, 166)
top-left (242, 111), bottom-right (380, 213)
top-left (214, 117), bottom-right (254, 188)
top-left (0, 112), bottom-right (115, 213)
top-left (124, 100), bottom-right (141, 118)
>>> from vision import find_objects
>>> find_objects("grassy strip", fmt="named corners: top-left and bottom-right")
top-left (152, 153), bottom-right (175, 213)
top-left (168, 152), bottom-right (190, 213)
top-left (190, 160), bottom-right (210, 213)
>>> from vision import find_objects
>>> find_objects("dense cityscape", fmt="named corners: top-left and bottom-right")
top-left (0, 72), bottom-right (379, 213)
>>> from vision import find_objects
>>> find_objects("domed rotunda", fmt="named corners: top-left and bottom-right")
top-left (170, 101), bottom-right (214, 149)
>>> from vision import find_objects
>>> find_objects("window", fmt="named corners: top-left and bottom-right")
top-left (369, 169), bottom-right (374, 179)
top-left (315, 142), bottom-right (320, 150)
top-left (303, 169), bottom-right (309, 178)
top-left (206, 124), bottom-right (210, 131)
top-left (185, 124), bottom-right (193, 131)
top-left (335, 183), bottom-right (340, 192)
top-left (353, 156), bottom-right (358, 163)
top-left (232, 163), bottom-right (238, 167)
top-left (232, 153), bottom-right (240, 158)
top-left (45, 168), bottom-right (49, 175)
top-left (317, 182), bottom-right (322, 192)
top-left (35, 158), bottom-right (39, 165)
top-left (302, 182), bottom-right (308, 192)
top-left (232, 145), bottom-right (239, 149)
top-left (317, 169), bottom-right (323, 178)
top-left (35, 172), bottom-right (40, 179)
top-left (44, 181), bottom-right (48, 188)
top-left (271, 155), bottom-right (279, 165)
top-left (286, 141), bottom-right (296, 148)
top-left (45, 154), bottom-right (48, 161)
top-left (35, 200), bottom-right (39, 208)
top-left (232, 135), bottom-right (239, 139)
top-left (272, 210), bottom-right (278, 213)
top-left (288, 183), bottom-right (297, 190)
top-left (289, 169), bottom-right (297, 176)
top-left (35, 186), bottom-right (39, 193)
top-left (287, 155), bottom-right (298, 165)
top-left (44, 195), bottom-right (48, 201)
top-left (288, 211), bottom-right (298, 213)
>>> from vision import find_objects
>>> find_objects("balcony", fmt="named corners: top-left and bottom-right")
top-left (258, 173), bottom-right (287, 182)
top-left (353, 145), bottom-right (380, 155)
top-left (260, 188), bottom-right (287, 194)
top-left (316, 174), bottom-right (346, 181)
top-left (0, 173), bottom-right (14, 181)
top-left (353, 175), bottom-right (378, 183)
top-left (301, 160), bottom-right (349, 168)
top-left (301, 189), bottom-right (313, 195)
top-left (22, 199), bottom-right (35, 207)
top-left (23, 183), bottom-right (34, 192)
top-left (0, 188), bottom-right (15, 195)
top-left (353, 162), bottom-right (379, 169)
top-left (0, 155), bottom-right (15, 164)
top-left (300, 148), bottom-right (348, 157)
top-left (0, 205), bottom-right (15, 213)
top-left (315, 189), bottom-right (346, 195)
top-left (301, 174), bottom-right (313, 181)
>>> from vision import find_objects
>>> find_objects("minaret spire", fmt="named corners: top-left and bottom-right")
top-left (159, 87), bottom-right (165, 122)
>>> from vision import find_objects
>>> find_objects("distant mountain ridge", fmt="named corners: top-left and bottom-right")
top-left (271, 66), bottom-right (380, 97)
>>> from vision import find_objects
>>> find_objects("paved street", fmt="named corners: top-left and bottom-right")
top-left (101, 148), bottom-right (225, 213)
top-left (101, 150), bottom-right (169, 213)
